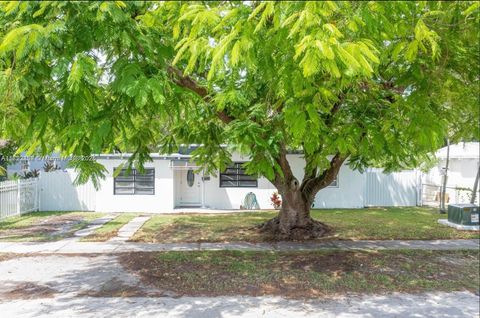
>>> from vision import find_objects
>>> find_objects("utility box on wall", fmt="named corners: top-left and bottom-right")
top-left (447, 204), bottom-right (479, 226)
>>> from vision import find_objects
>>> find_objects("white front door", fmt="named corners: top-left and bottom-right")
top-left (176, 169), bottom-right (201, 206)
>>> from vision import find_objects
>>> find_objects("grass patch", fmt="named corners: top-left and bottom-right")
top-left (131, 207), bottom-right (479, 243)
top-left (310, 207), bottom-right (479, 240)
top-left (0, 211), bottom-right (105, 242)
top-left (119, 249), bottom-right (480, 298)
top-left (81, 213), bottom-right (139, 242)
top-left (131, 211), bottom-right (273, 243)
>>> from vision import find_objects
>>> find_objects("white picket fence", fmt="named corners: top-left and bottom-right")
top-left (0, 170), bottom-right (97, 220)
top-left (0, 179), bottom-right (39, 219)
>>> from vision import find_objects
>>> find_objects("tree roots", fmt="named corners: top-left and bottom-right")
top-left (257, 217), bottom-right (332, 241)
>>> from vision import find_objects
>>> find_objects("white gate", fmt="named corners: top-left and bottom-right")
top-left (39, 170), bottom-right (96, 211)
top-left (365, 170), bottom-right (419, 207)
top-left (0, 179), bottom-right (39, 219)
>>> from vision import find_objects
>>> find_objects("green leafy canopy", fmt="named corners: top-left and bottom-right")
top-left (0, 1), bottom-right (478, 186)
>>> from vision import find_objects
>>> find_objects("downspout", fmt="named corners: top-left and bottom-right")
top-left (201, 170), bottom-right (206, 208)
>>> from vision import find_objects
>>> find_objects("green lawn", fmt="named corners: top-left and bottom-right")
top-left (81, 213), bottom-right (139, 242)
top-left (119, 249), bottom-right (479, 297)
top-left (0, 211), bottom-right (105, 242)
top-left (131, 207), bottom-right (480, 243)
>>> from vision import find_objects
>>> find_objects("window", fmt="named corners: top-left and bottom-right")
top-left (114, 168), bottom-right (155, 195)
top-left (328, 176), bottom-right (338, 187)
top-left (20, 159), bottom-right (29, 171)
top-left (220, 162), bottom-right (257, 188)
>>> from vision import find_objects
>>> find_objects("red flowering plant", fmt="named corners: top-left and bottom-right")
top-left (270, 192), bottom-right (282, 209)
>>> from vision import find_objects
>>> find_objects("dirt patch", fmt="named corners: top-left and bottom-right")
top-left (118, 250), bottom-right (480, 298)
top-left (0, 215), bottom-right (86, 241)
top-left (78, 277), bottom-right (171, 298)
top-left (82, 231), bottom-right (117, 242)
top-left (79, 279), bottom-right (178, 298)
top-left (288, 252), bottom-right (371, 272)
top-left (436, 254), bottom-right (479, 266)
top-left (0, 282), bottom-right (56, 300)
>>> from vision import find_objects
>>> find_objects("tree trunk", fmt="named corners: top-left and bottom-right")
top-left (258, 146), bottom-right (344, 240)
top-left (440, 139), bottom-right (450, 213)
top-left (470, 164), bottom-right (480, 204)
top-left (259, 190), bottom-right (331, 240)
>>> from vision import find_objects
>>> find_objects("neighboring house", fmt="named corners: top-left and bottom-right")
top-left (422, 142), bottom-right (479, 204)
top-left (6, 153), bottom-right (69, 177)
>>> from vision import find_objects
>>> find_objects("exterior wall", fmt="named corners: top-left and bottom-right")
top-left (424, 158), bottom-right (479, 189)
top-left (39, 170), bottom-right (96, 211)
top-left (313, 165), bottom-right (366, 209)
top-left (203, 153), bottom-right (276, 209)
top-left (422, 158), bottom-right (479, 205)
top-left (35, 154), bottom-right (420, 213)
top-left (94, 159), bottom-right (174, 213)
top-left (283, 154), bottom-right (366, 209)
top-left (203, 154), bottom-right (366, 210)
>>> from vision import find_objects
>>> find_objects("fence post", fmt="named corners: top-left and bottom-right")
top-left (36, 177), bottom-right (40, 211)
top-left (16, 179), bottom-right (21, 215)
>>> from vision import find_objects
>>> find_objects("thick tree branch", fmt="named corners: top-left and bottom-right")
top-left (272, 143), bottom-right (296, 192)
top-left (166, 66), bottom-right (234, 124)
top-left (301, 153), bottom-right (347, 201)
top-left (301, 92), bottom-right (345, 185)
top-left (324, 92), bottom-right (345, 127)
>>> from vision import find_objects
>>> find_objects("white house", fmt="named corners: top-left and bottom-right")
top-left (422, 142), bottom-right (479, 204)
top-left (92, 152), bottom-right (369, 213)
top-left (424, 142), bottom-right (479, 189)
top-left (3, 143), bottom-right (476, 214)
top-left (27, 149), bottom-right (420, 213)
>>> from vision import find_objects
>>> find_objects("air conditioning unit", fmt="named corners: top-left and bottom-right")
top-left (448, 204), bottom-right (479, 226)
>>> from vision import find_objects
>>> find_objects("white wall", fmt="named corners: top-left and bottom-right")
top-left (314, 166), bottom-right (366, 209)
top-left (422, 158), bottom-right (479, 205)
top-left (39, 170), bottom-right (95, 211)
top-left (365, 169), bottom-right (419, 207)
top-left (203, 153), bottom-right (276, 209)
top-left (443, 158), bottom-right (478, 189)
top-left (424, 158), bottom-right (479, 189)
top-left (94, 159), bottom-right (174, 213)
top-left (31, 155), bottom-right (423, 212)
top-left (203, 154), bottom-right (366, 210)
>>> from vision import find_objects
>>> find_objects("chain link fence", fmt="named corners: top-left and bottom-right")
top-left (421, 183), bottom-right (479, 208)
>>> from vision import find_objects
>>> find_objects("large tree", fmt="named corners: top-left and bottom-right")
top-left (0, 1), bottom-right (478, 238)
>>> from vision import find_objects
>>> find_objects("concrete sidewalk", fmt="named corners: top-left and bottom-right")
top-left (0, 239), bottom-right (478, 254)
top-left (109, 216), bottom-right (151, 242)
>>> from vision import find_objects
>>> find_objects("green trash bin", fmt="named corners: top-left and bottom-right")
top-left (447, 204), bottom-right (479, 226)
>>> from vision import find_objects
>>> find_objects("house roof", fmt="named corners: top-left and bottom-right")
top-left (94, 153), bottom-right (192, 160)
top-left (95, 144), bottom-right (304, 160)
top-left (436, 142), bottom-right (479, 159)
